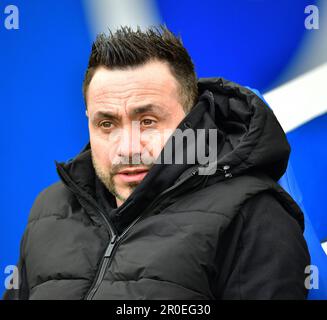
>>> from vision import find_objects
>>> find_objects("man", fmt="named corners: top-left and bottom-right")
top-left (4, 26), bottom-right (310, 300)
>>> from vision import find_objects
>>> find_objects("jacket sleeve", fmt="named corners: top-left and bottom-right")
top-left (2, 231), bottom-right (30, 300)
top-left (219, 191), bottom-right (311, 300)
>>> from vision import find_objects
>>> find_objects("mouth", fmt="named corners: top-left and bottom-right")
top-left (116, 167), bottom-right (149, 183)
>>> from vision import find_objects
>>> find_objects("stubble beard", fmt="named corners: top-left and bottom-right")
top-left (91, 154), bottom-right (144, 203)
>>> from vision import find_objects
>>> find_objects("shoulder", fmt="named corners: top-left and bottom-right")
top-left (219, 190), bottom-right (310, 299)
top-left (27, 181), bottom-right (75, 224)
top-left (239, 190), bottom-right (305, 237)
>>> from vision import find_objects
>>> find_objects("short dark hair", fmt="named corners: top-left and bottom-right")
top-left (82, 25), bottom-right (198, 113)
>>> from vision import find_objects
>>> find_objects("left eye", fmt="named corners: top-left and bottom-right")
top-left (141, 119), bottom-right (156, 126)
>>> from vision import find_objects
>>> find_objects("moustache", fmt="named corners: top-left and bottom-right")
top-left (110, 155), bottom-right (155, 176)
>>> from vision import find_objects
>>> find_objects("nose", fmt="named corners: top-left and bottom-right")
top-left (116, 121), bottom-right (142, 163)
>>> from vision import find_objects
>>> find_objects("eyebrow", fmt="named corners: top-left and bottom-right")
top-left (92, 110), bottom-right (121, 123)
top-left (92, 104), bottom-right (169, 123)
top-left (129, 104), bottom-right (168, 117)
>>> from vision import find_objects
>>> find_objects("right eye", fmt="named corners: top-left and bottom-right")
top-left (98, 120), bottom-right (113, 129)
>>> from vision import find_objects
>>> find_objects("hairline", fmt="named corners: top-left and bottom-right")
top-left (83, 59), bottom-right (191, 113)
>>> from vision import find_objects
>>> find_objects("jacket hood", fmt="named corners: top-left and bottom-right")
top-left (196, 77), bottom-right (290, 180)
top-left (56, 77), bottom-right (291, 226)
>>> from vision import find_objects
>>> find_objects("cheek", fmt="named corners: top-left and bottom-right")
top-left (89, 125), bottom-right (123, 159)
top-left (141, 130), bottom-right (167, 159)
top-left (172, 109), bottom-right (186, 127)
top-left (89, 133), bottom-right (114, 169)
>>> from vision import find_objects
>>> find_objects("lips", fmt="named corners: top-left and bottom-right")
top-left (116, 167), bottom-right (149, 183)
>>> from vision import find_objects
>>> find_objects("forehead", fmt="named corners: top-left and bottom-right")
top-left (87, 60), bottom-right (181, 108)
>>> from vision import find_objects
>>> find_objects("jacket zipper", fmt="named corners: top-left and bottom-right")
top-left (84, 167), bottom-right (202, 300)
top-left (56, 164), bottom-right (120, 299)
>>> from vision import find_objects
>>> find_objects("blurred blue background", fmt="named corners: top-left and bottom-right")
top-left (0, 0), bottom-right (326, 298)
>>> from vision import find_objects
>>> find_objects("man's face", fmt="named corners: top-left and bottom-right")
top-left (86, 60), bottom-right (186, 207)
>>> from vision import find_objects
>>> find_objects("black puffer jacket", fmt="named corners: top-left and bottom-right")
top-left (4, 78), bottom-right (310, 300)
